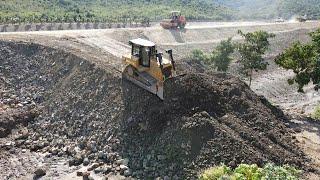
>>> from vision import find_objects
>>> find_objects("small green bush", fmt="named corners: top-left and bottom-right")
top-left (189, 38), bottom-right (235, 72)
top-left (262, 163), bottom-right (301, 180)
top-left (190, 49), bottom-right (209, 63)
top-left (312, 105), bottom-right (320, 120)
top-left (199, 164), bottom-right (232, 180)
top-left (233, 164), bottom-right (263, 180)
top-left (199, 163), bottom-right (301, 180)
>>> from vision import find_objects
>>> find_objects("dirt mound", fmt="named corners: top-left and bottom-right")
top-left (121, 73), bottom-right (310, 178)
top-left (0, 41), bottom-right (312, 179)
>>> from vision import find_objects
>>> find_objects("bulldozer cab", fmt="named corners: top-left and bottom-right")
top-left (129, 38), bottom-right (156, 67)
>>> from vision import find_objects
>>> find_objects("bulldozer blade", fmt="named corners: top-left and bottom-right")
top-left (123, 65), bottom-right (164, 100)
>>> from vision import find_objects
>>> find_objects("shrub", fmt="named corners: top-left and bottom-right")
top-left (233, 164), bottom-right (263, 180)
top-left (312, 105), bottom-right (320, 120)
top-left (189, 49), bottom-right (209, 65)
top-left (190, 38), bottom-right (235, 72)
top-left (199, 163), bottom-right (301, 180)
top-left (199, 164), bottom-right (232, 180)
top-left (262, 163), bottom-right (301, 180)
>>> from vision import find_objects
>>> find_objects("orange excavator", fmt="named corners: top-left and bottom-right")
top-left (160, 11), bottom-right (186, 29)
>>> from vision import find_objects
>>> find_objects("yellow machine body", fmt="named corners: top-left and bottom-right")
top-left (122, 38), bottom-right (176, 100)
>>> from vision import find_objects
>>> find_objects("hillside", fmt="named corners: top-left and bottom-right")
top-left (0, 0), bottom-right (234, 24)
top-left (216, 0), bottom-right (279, 19)
top-left (1, 0), bottom-right (319, 24)
top-left (217, 0), bottom-right (320, 19)
top-left (278, 0), bottom-right (320, 19)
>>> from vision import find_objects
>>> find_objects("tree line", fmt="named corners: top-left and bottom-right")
top-left (1, 0), bottom-right (319, 24)
top-left (190, 28), bottom-right (320, 90)
top-left (190, 28), bottom-right (320, 118)
top-left (190, 30), bottom-right (275, 87)
top-left (0, 0), bottom-right (234, 24)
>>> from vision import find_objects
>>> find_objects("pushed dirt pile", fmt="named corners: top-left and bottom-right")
top-left (121, 73), bottom-right (311, 178)
top-left (0, 41), bottom-right (312, 179)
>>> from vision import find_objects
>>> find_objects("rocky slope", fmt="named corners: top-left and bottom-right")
top-left (121, 72), bottom-right (312, 178)
top-left (0, 41), bottom-right (314, 179)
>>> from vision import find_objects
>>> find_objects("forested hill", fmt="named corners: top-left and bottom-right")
top-left (278, 0), bottom-right (320, 19)
top-left (216, 0), bottom-right (320, 19)
top-left (0, 0), bottom-right (234, 24)
top-left (0, 0), bottom-right (319, 24)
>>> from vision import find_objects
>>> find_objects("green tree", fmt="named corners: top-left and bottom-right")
top-left (310, 29), bottom-right (320, 52)
top-left (211, 38), bottom-right (235, 72)
top-left (237, 30), bottom-right (275, 87)
top-left (275, 29), bottom-right (320, 92)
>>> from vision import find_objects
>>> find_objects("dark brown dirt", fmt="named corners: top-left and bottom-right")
top-left (0, 41), bottom-right (315, 179)
top-left (121, 73), bottom-right (313, 178)
top-left (0, 108), bottom-right (38, 138)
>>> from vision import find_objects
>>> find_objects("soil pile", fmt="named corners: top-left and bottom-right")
top-left (121, 73), bottom-right (310, 178)
top-left (0, 41), bottom-right (312, 179)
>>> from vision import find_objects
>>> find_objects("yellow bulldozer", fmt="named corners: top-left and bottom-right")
top-left (122, 38), bottom-right (176, 100)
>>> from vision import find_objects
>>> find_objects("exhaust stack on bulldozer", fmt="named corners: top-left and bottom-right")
top-left (122, 38), bottom-right (176, 100)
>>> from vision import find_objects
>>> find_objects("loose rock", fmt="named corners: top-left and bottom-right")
top-left (34, 168), bottom-right (46, 177)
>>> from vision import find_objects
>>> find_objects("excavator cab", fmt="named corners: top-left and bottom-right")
top-left (122, 38), bottom-right (176, 100)
top-left (171, 11), bottom-right (181, 21)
